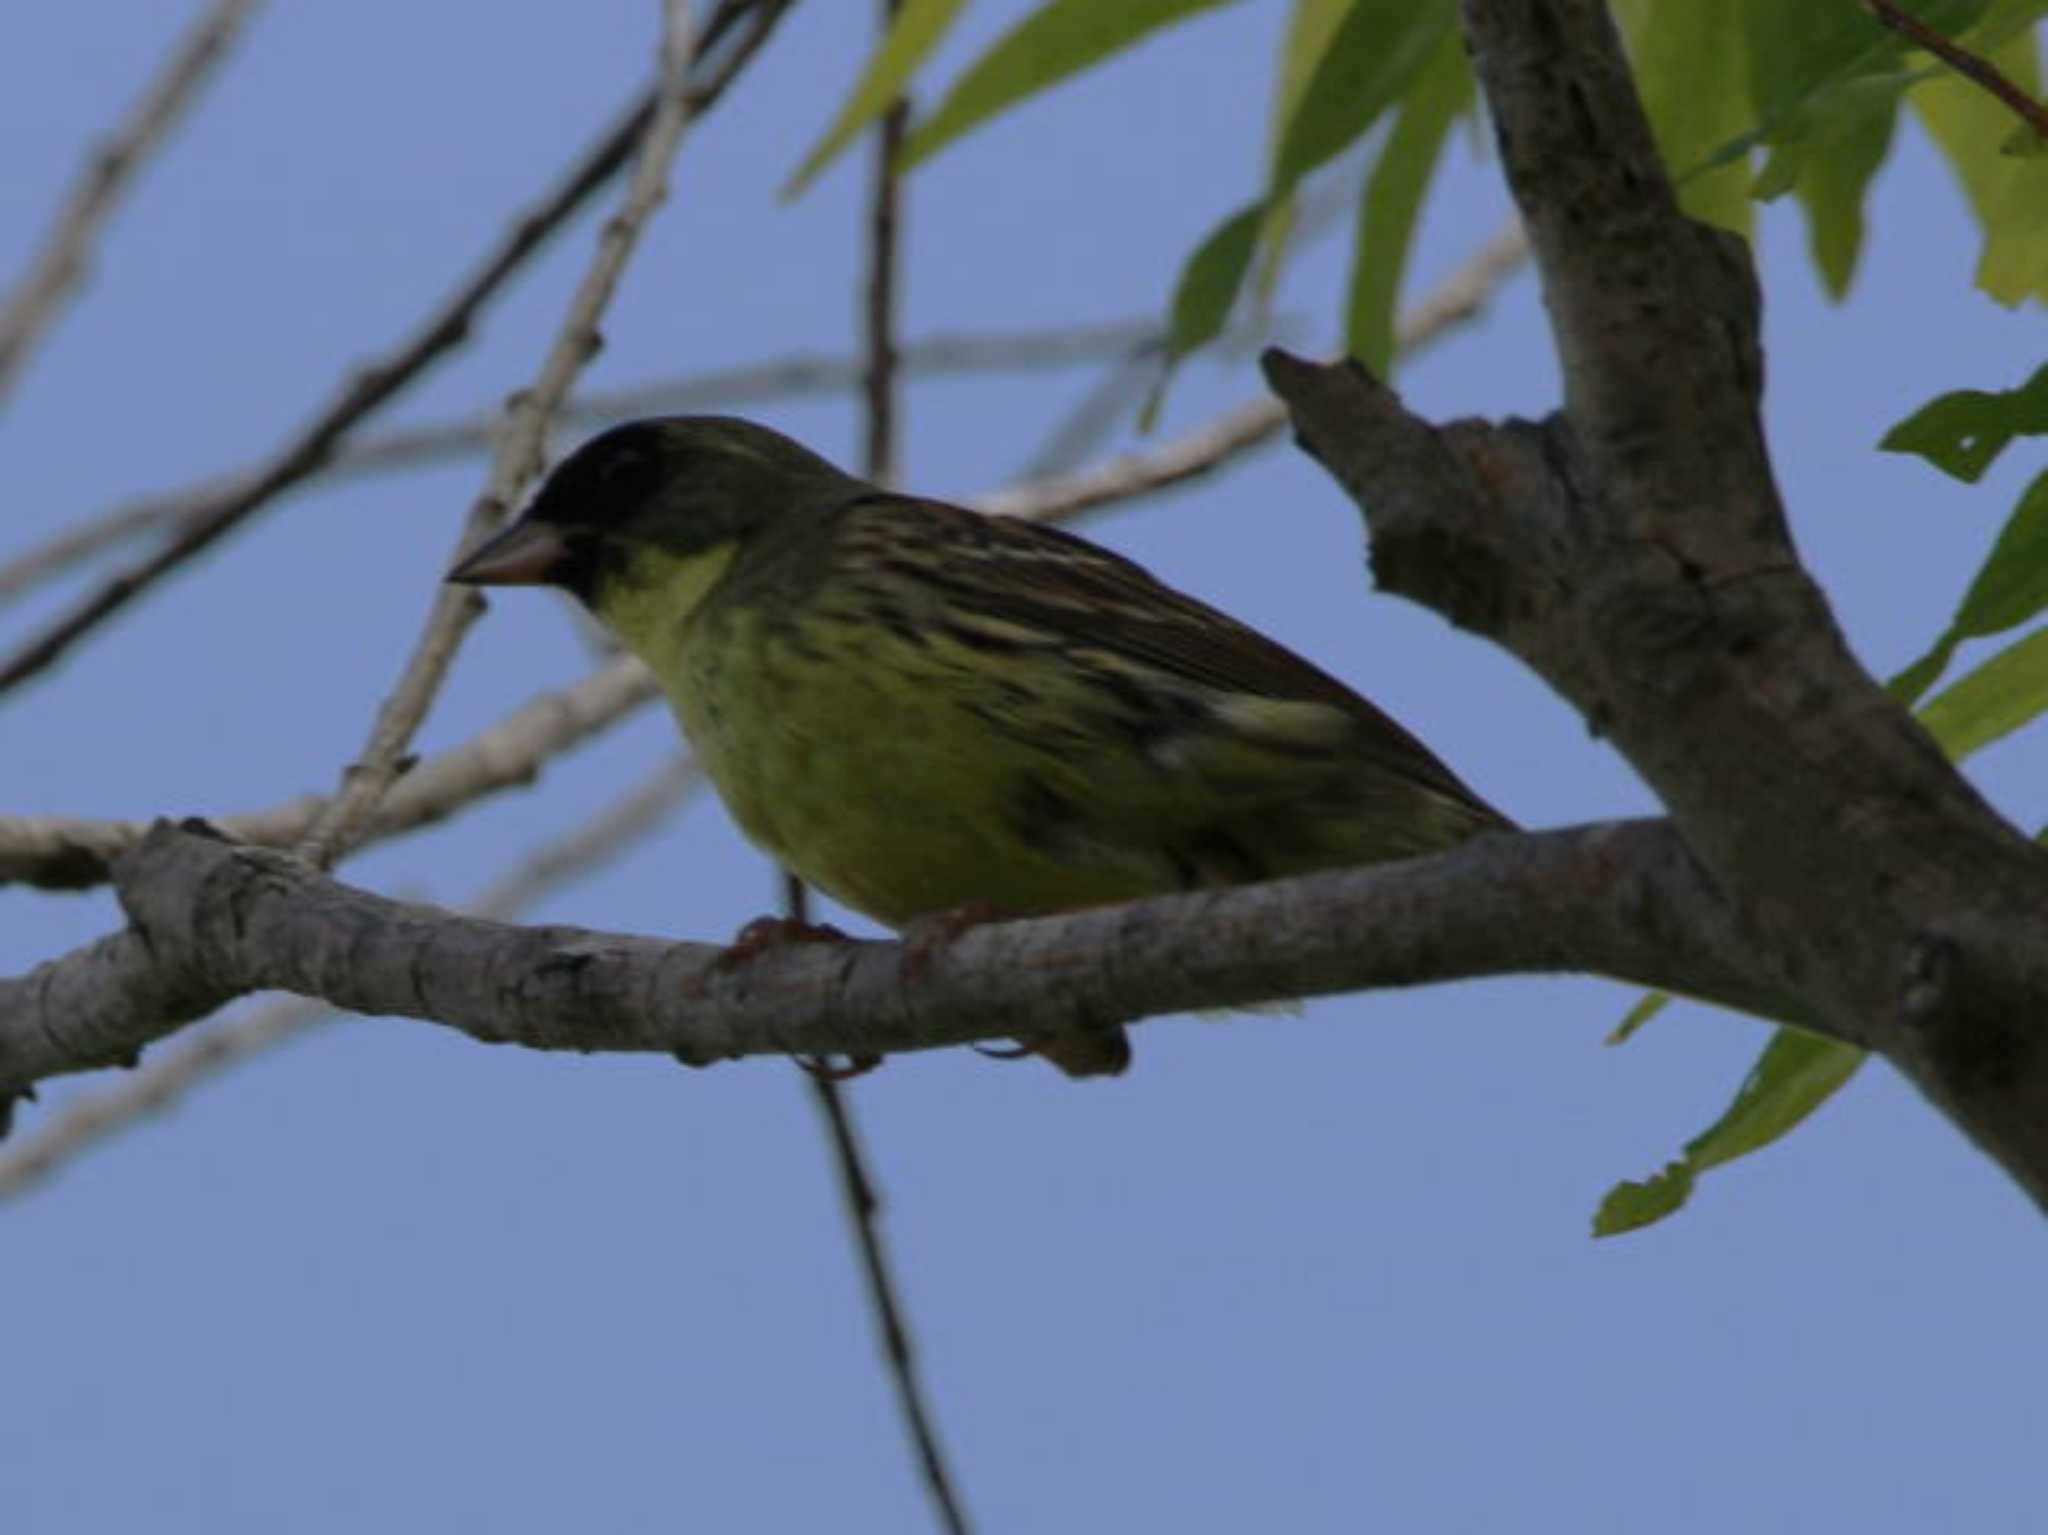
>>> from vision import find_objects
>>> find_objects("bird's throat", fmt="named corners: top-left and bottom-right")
top-left (593, 542), bottom-right (741, 664)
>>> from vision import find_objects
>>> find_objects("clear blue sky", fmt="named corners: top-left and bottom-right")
top-left (4, 4), bottom-right (2045, 1531)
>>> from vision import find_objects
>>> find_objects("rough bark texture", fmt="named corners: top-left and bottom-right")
top-left (0, 816), bottom-right (1792, 1101)
top-left (1260, 0), bottom-right (2048, 1208)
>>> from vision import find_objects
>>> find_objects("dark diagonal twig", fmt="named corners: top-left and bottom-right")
top-left (798, 9), bottom-right (974, 1532)
top-left (1863, 0), bottom-right (2048, 143)
top-left (0, 0), bottom-right (792, 698)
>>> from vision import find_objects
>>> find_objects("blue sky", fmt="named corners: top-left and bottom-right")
top-left (4, 3), bottom-right (2046, 1531)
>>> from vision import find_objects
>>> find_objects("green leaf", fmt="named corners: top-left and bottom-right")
top-left (1629, 0), bottom-right (1753, 232)
top-left (783, 0), bottom-right (971, 198)
top-left (1977, 0), bottom-right (2048, 45)
top-left (1344, 30), bottom-right (1471, 372)
top-left (1742, 0), bottom-right (1987, 122)
top-left (1679, 0), bottom-right (1981, 208)
top-left (1793, 76), bottom-right (1901, 296)
top-left (1593, 1162), bottom-right (1693, 1237)
top-left (1606, 990), bottom-right (1673, 1046)
top-left (1880, 363), bottom-right (2048, 482)
top-left (1254, 0), bottom-right (1354, 304)
top-left (1950, 469), bottom-right (2048, 636)
top-left (1140, 202), bottom-right (1265, 426)
top-left (903, 0), bottom-right (1243, 172)
top-left (1888, 634), bottom-right (1960, 707)
top-left (1271, 0), bottom-right (1455, 193)
top-left (1883, 469), bottom-right (2048, 714)
top-left (1150, 0), bottom-right (1451, 416)
top-left (1919, 618), bottom-right (2048, 759)
top-left (1595, 1029), bottom-right (1866, 1237)
top-left (1914, 27), bottom-right (2048, 304)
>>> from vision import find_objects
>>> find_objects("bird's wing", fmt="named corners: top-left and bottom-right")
top-left (830, 494), bottom-right (1505, 821)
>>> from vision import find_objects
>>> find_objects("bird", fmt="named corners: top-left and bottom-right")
top-left (448, 415), bottom-right (1511, 1076)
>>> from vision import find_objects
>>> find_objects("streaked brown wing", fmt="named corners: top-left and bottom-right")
top-left (830, 493), bottom-right (1501, 818)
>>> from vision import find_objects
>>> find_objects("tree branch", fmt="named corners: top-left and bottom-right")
top-left (0, 323), bottom-right (1187, 609)
top-left (1253, 0), bottom-right (2048, 1210)
top-left (292, 0), bottom-right (707, 872)
top-left (1863, 0), bottom-right (2048, 144)
top-left (0, 755), bottom-right (698, 1199)
top-left (0, 0), bottom-right (791, 697)
top-left (0, 818), bottom-right (1808, 1104)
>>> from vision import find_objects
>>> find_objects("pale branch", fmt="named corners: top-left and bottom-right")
top-left (0, 0), bottom-right (791, 697)
top-left (0, 655), bottom-right (656, 892)
top-left (0, 818), bottom-right (1808, 1103)
top-left (1, 217), bottom-right (1520, 613)
top-left (1248, 0), bottom-right (2048, 1209)
top-left (0, 0), bottom-right (263, 409)
top-left (0, 324), bottom-right (1190, 609)
top-left (971, 221), bottom-right (1526, 523)
top-left (292, 0), bottom-right (704, 872)
top-left (0, 755), bottom-right (699, 1199)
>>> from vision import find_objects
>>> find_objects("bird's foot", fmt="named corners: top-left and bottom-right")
top-left (717, 914), bottom-right (851, 972)
top-left (797, 1053), bottom-right (884, 1082)
top-left (980, 1026), bottom-right (1132, 1079)
top-left (715, 918), bottom-right (879, 1078)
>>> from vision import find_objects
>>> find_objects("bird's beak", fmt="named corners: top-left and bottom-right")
top-left (446, 519), bottom-right (570, 586)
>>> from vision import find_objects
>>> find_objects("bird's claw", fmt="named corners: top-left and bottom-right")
top-left (797, 1053), bottom-right (884, 1082)
top-left (972, 1042), bottom-right (1036, 1061)
top-left (718, 914), bottom-right (851, 971)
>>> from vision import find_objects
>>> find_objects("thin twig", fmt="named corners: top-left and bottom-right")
top-left (0, 0), bottom-right (264, 409)
top-left (292, 0), bottom-right (707, 872)
top-left (810, 1079), bottom-right (974, 1535)
top-left (1863, 0), bottom-right (2048, 143)
top-left (0, 655), bottom-right (657, 891)
top-left (861, 72), bottom-right (910, 484)
top-left (0, 0), bottom-right (791, 697)
top-left (793, 15), bottom-right (975, 1529)
top-left (974, 221), bottom-right (1529, 524)
top-left (0, 755), bottom-right (698, 1201)
top-left (0, 322), bottom-right (1169, 608)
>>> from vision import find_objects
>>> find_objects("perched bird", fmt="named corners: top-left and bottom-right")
top-left (449, 416), bottom-right (1510, 1075)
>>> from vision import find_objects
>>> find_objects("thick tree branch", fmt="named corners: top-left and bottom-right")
top-left (0, 818), bottom-right (1804, 1103)
top-left (0, 755), bottom-right (698, 1198)
top-left (1254, 0), bottom-right (2048, 1211)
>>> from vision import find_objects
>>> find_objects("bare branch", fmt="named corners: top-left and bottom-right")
top-left (0, 818), bottom-right (1810, 1104)
top-left (292, 0), bottom-right (705, 871)
top-left (0, 0), bottom-right (792, 697)
top-left (0, 655), bottom-right (656, 892)
top-left (972, 221), bottom-right (1527, 524)
top-left (0, 0), bottom-right (263, 409)
top-left (0, 323), bottom-right (1181, 609)
top-left (814, 18), bottom-right (977, 1530)
top-left (0, 756), bottom-right (698, 1200)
